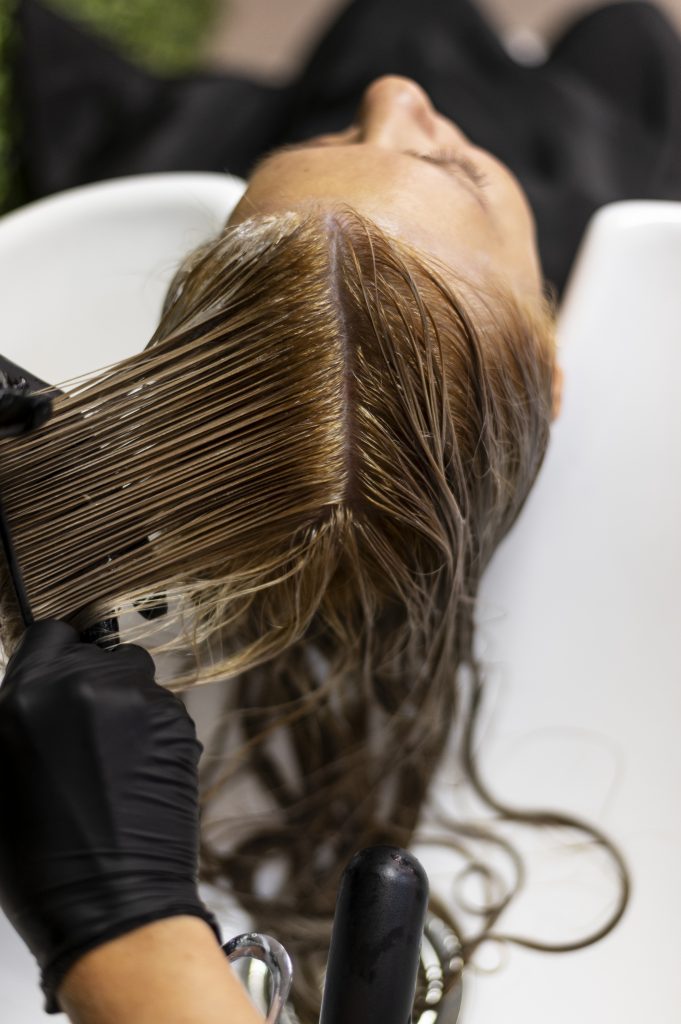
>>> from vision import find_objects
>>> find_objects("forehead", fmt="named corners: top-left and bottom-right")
top-left (254, 141), bottom-right (490, 207)
top-left (236, 144), bottom-right (500, 275)
top-left (248, 143), bottom-right (489, 214)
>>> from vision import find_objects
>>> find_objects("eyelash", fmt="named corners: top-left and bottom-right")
top-left (416, 148), bottom-right (491, 189)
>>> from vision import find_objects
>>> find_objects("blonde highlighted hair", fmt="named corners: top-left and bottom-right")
top-left (0, 206), bottom-right (628, 1021)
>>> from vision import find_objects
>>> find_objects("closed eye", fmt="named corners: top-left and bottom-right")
top-left (404, 148), bottom-right (491, 190)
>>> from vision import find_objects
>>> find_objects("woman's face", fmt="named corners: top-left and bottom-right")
top-left (228, 74), bottom-right (563, 419)
top-left (228, 74), bottom-right (544, 301)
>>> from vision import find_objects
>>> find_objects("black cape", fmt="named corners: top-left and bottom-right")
top-left (11, 0), bottom-right (681, 300)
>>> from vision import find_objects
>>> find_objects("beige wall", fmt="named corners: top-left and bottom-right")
top-left (479, 0), bottom-right (681, 40)
top-left (204, 0), bottom-right (681, 79)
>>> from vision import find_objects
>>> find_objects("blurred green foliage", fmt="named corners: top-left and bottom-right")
top-left (46, 0), bottom-right (221, 74)
top-left (0, 0), bottom-right (222, 214)
top-left (0, 0), bottom-right (20, 213)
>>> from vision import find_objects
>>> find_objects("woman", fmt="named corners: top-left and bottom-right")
top-left (7, 0), bottom-right (676, 1014)
top-left (0, 71), bottom-right (634, 1023)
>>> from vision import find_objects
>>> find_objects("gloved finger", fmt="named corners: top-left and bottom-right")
top-left (0, 391), bottom-right (53, 437)
top-left (9, 618), bottom-right (81, 662)
top-left (1, 619), bottom-right (82, 688)
top-left (108, 642), bottom-right (156, 679)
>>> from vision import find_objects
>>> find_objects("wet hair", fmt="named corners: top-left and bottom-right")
top-left (0, 206), bottom-right (628, 1022)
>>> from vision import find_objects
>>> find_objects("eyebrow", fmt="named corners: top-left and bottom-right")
top-left (248, 141), bottom-right (490, 211)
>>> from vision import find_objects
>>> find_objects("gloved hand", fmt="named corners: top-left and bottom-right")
top-left (0, 620), bottom-right (221, 1014)
top-left (0, 382), bottom-right (52, 437)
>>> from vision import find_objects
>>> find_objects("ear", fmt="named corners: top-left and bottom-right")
top-left (551, 362), bottom-right (564, 422)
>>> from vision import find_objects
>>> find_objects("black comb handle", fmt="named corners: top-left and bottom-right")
top-left (319, 845), bottom-right (429, 1024)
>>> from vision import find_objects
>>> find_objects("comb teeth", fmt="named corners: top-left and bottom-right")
top-left (133, 594), bottom-right (169, 620)
top-left (80, 616), bottom-right (120, 649)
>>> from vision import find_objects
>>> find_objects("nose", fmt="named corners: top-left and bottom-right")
top-left (356, 75), bottom-right (441, 148)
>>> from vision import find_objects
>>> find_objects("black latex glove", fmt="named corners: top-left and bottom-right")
top-left (0, 383), bottom-right (53, 437)
top-left (0, 619), bottom-right (221, 1014)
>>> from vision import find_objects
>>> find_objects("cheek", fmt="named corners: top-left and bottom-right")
top-left (486, 176), bottom-right (537, 249)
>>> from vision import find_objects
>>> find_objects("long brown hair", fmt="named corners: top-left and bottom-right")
top-left (0, 206), bottom-right (628, 1021)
